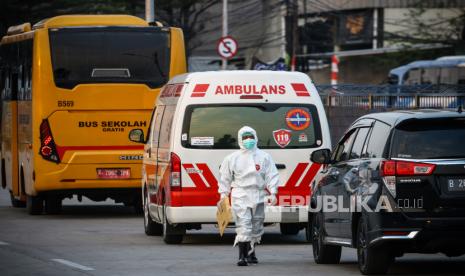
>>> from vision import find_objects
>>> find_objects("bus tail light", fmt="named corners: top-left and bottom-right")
top-left (380, 160), bottom-right (436, 198)
top-left (39, 119), bottom-right (60, 163)
top-left (170, 152), bottom-right (181, 191)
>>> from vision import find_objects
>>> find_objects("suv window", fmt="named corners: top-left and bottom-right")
top-left (350, 127), bottom-right (369, 160)
top-left (392, 118), bottom-right (465, 159)
top-left (365, 121), bottom-right (391, 158)
top-left (334, 129), bottom-right (357, 162)
top-left (159, 105), bottom-right (176, 149)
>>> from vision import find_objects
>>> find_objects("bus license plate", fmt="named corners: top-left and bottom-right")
top-left (97, 168), bottom-right (130, 179)
top-left (447, 179), bottom-right (465, 192)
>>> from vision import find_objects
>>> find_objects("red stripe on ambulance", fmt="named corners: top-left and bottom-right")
top-left (196, 163), bottom-right (219, 189)
top-left (291, 83), bottom-right (310, 97)
top-left (183, 162), bottom-right (321, 196)
top-left (282, 163), bottom-right (308, 189)
top-left (191, 84), bottom-right (209, 97)
top-left (183, 164), bottom-right (208, 189)
top-left (297, 163), bottom-right (322, 190)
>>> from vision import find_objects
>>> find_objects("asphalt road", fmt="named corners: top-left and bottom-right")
top-left (0, 188), bottom-right (464, 276)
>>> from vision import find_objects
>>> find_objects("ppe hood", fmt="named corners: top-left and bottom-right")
top-left (237, 126), bottom-right (258, 151)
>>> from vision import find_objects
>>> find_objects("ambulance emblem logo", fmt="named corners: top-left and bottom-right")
top-left (273, 129), bottom-right (292, 148)
top-left (285, 108), bottom-right (311, 131)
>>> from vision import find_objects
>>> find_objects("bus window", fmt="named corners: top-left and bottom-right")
top-left (49, 27), bottom-right (171, 89)
top-left (421, 68), bottom-right (439, 85)
top-left (440, 67), bottom-right (460, 85)
top-left (404, 68), bottom-right (421, 85)
top-left (459, 66), bottom-right (465, 85)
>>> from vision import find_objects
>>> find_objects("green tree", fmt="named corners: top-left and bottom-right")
top-left (0, 0), bottom-right (220, 57)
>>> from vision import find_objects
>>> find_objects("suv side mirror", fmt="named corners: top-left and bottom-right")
top-left (311, 149), bottom-right (332, 164)
top-left (129, 129), bottom-right (145, 143)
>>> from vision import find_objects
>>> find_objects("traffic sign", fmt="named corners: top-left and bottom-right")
top-left (217, 36), bottom-right (238, 59)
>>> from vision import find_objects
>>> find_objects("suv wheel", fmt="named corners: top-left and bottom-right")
top-left (27, 195), bottom-right (43, 215)
top-left (312, 212), bottom-right (341, 264)
top-left (357, 216), bottom-right (393, 275)
top-left (280, 223), bottom-right (301, 235)
top-left (143, 188), bottom-right (162, 236)
top-left (162, 206), bottom-right (184, 244)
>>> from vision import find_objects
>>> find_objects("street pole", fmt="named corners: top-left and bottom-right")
top-left (145, 0), bottom-right (155, 23)
top-left (222, 0), bottom-right (228, 70)
top-left (373, 8), bottom-right (378, 49)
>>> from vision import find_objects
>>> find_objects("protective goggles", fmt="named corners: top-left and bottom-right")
top-left (242, 133), bottom-right (255, 140)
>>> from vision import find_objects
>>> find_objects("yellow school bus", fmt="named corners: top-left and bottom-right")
top-left (0, 15), bottom-right (186, 215)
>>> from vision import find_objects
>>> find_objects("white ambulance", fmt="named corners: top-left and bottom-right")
top-left (130, 71), bottom-right (331, 244)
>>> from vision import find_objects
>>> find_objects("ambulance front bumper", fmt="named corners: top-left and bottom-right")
top-left (166, 205), bottom-right (308, 224)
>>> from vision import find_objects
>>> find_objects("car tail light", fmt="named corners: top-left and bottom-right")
top-left (396, 161), bottom-right (435, 176)
top-left (380, 160), bottom-right (396, 176)
top-left (381, 160), bottom-right (435, 176)
top-left (380, 160), bottom-right (436, 198)
top-left (39, 119), bottom-right (60, 163)
top-left (170, 152), bottom-right (181, 191)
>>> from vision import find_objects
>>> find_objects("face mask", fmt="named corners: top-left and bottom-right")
top-left (243, 138), bottom-right (256, 150)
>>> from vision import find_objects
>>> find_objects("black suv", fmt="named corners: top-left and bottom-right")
top-left (308, 110), bottom-right (465, 275)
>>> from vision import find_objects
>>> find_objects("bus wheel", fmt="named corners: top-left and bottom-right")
top-left (10, 192), bottom-right (26, 208)
top-left (133, 195), bottom-right (143, 215)
top-left (1, 160), bottom-right (6, 189)
top-left (27, 195), bottom-right (43, 215)
top-left (45, 196), bottom-right (62, 215)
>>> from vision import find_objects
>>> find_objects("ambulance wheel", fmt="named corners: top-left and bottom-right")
top-left (10, 192), bottom-right (26, 208)
top-left (143, 188), bottom-right (162, 236)
top-left (27, 195), bottom-right (43, 215)
top-left (280, 223), bottom-right (301, 235)
top-left (162, 206), bottom-right (184, 244)
top-left (44, 196), bottom-right (62, 215)
top-left (312, 212), bottom-right (341, 264)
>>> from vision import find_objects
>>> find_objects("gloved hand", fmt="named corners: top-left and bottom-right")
top-left (266, 194), bottom-right (277, 206)
top-left (217, 193), bottom-right (229, 208)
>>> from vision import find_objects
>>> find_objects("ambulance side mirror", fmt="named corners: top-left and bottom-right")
top-left (129, 129), bottom-right (145, 143)
top-left (311, 149), bottom-right (332, 164)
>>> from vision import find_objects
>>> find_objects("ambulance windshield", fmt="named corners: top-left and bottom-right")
top-left (182, 104), bottom-right (322, 149)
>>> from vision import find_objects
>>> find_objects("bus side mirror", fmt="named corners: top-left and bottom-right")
top-left (129, 129), bottom-right (145, 143)
top-left (311, 149), bottom-right (332, 164)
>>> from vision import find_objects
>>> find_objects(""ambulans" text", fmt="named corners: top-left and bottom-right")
top-left (215, 85), bottom-right (286, 95)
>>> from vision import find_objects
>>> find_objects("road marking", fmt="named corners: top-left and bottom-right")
top-left (51, 259), bottom-right (94, 271)
top-left (0, 241), bottom-right (9, 245)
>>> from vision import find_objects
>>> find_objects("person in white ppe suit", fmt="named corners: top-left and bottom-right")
top-left (218, 126), bottom-right (279, 266)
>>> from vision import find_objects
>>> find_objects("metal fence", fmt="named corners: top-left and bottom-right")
top-left (315, 85), bottom-right (465, 144)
